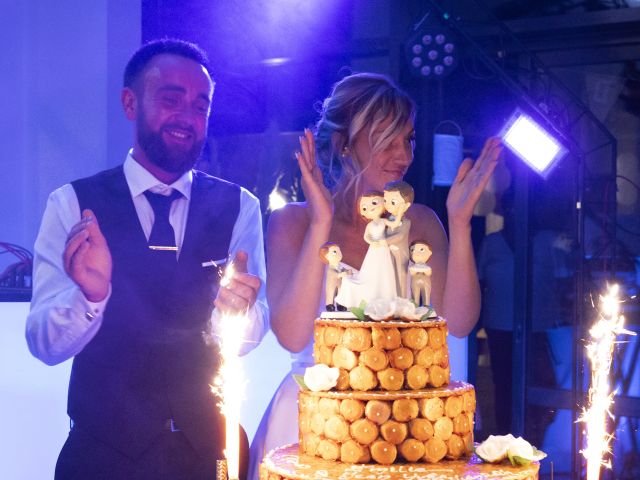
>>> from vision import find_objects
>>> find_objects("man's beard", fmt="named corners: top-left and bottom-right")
top-left (137, 116), bottom-right (205, 174)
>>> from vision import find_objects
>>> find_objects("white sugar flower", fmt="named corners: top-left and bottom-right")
top-left (403, 305), bottom-right (435, 321)
top-left (476, 434), bottom-right (546, 465)
top-left (476, 434), bottom-right (515, 463)
top-left (507, 437), bottom-right (547, 465)
top-left (394, 297), bottom-right (416, 319)
top-left (364, 298), bottom-right (395, 321)
top-left (509, 437), bottom-right (534, 459)
top-left (303, 364), bottom-right (340, 392)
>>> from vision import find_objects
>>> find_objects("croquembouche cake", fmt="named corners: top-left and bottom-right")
top-left (260, 184), bottom-right (543, 480)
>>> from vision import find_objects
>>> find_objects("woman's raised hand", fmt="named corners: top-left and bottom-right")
top-left (296, 128), bottom-right (333, 226)
top-left (446, 137), bottom-right (502, 229)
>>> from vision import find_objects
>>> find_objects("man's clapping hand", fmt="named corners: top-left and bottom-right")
top-left (63, 209), bottom-right (112, 302)
top-left (214, 250), bottom-right (260, 316)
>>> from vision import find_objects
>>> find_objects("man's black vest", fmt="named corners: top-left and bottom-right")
top-left (70, 166), bottom-right (240, 459)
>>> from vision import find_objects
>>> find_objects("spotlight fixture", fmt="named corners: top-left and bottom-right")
top-left (405, 14), bottom-right (458, 79)
top-left (499, 110), bottom-right (568, 178)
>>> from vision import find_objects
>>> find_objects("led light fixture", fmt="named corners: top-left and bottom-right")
top-left (405, 22), bottom-right (457, 79)
top-left (499, 110), bottom-right (568, 177)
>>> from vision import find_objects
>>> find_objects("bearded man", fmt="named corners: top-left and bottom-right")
top-left (26, 39), bottom-right (267, 480)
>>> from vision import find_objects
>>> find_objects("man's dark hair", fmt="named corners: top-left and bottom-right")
top-left (123, 38), bottom-right (212, 88)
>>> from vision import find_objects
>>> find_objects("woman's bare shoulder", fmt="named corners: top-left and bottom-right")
top-left (407, 203), bottom-right (443, 228)
top-left (268, 202), bottom-right (310, 237)
top-left (406, 203), bottom-right (447, 244)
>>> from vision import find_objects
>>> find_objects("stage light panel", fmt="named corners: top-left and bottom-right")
top-left (405, 25), bottom-right (458, 79)
top-left (500, 112), bottom-right (567, 177)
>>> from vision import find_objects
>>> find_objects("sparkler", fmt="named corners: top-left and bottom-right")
top-left (579, 284), bottom-right (635, 480)
top-left (211, 261), bottom-right (249, 480)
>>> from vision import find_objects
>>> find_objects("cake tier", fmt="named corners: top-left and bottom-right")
top-left (298, 381), bottom-right (475, 465)
top-left (313, 318), bottom-right (450, 392)
top-left (260, 444), bottom-right (539, 480)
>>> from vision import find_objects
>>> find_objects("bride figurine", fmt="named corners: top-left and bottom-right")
top-left (335, 192), bottom-right (397, 308)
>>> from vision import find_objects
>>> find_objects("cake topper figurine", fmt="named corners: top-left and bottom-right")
top-left (383, 181), bottom-right (413, 298)
top-left (409, 240), bottom-right (433, 307)
top-left (319, 242), bottom-right (352, 312)
top-left (335, 192), bottom-right (397, 308)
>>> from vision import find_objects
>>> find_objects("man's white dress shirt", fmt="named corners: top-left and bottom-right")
top-left (27, 153), bottom-right (268, 365)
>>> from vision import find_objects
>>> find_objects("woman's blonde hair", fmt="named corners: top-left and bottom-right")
top-left (314, 73), bottom-right (416, 196)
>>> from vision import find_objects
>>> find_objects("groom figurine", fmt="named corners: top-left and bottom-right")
top-left (383, 181), bottom-right (413, 298)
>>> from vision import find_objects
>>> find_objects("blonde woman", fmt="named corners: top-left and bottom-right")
top-left (248, 73), bottom-right (501, 479)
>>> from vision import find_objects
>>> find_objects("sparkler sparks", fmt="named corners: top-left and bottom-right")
top-left (211, 260), bottom-right (249, 480)
top-left (579, 284), bottom-right (635, 480)
top-left (220, 261), bottom-right (234, 288)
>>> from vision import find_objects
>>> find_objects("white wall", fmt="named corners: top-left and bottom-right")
top-left (0, 303), bottom-right (72, 479)
top-left (0, 1), bottom-right (140, 477)
top-left (0, 0), bottom-right (139, 268)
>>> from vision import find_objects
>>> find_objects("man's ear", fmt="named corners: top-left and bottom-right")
top-left (121, 87), bottom-right (137, 120)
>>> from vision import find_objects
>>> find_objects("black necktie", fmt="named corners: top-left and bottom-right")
top-left (144, 189), bottom-right (182, 341)
top-left (144, 189), bottom-right (183, 257)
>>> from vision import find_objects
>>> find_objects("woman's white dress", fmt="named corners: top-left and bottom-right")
top-left (248, 346), bottom-right (313, 480)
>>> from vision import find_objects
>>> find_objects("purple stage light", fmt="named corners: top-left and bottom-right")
top-left (405, 21), bottom-right (458, 80)
top-left (500, 111), bottom-right (568, 177)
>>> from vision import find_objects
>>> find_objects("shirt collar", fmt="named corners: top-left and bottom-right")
top-left (123, 150), bottom-right (193, 200)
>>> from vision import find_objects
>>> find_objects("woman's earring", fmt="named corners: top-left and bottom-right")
top-left (341, 146), bottom-right (349, 158)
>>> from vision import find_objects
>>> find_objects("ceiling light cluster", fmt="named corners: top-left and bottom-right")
top-left (406, 28), bottom-right (457, 79)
